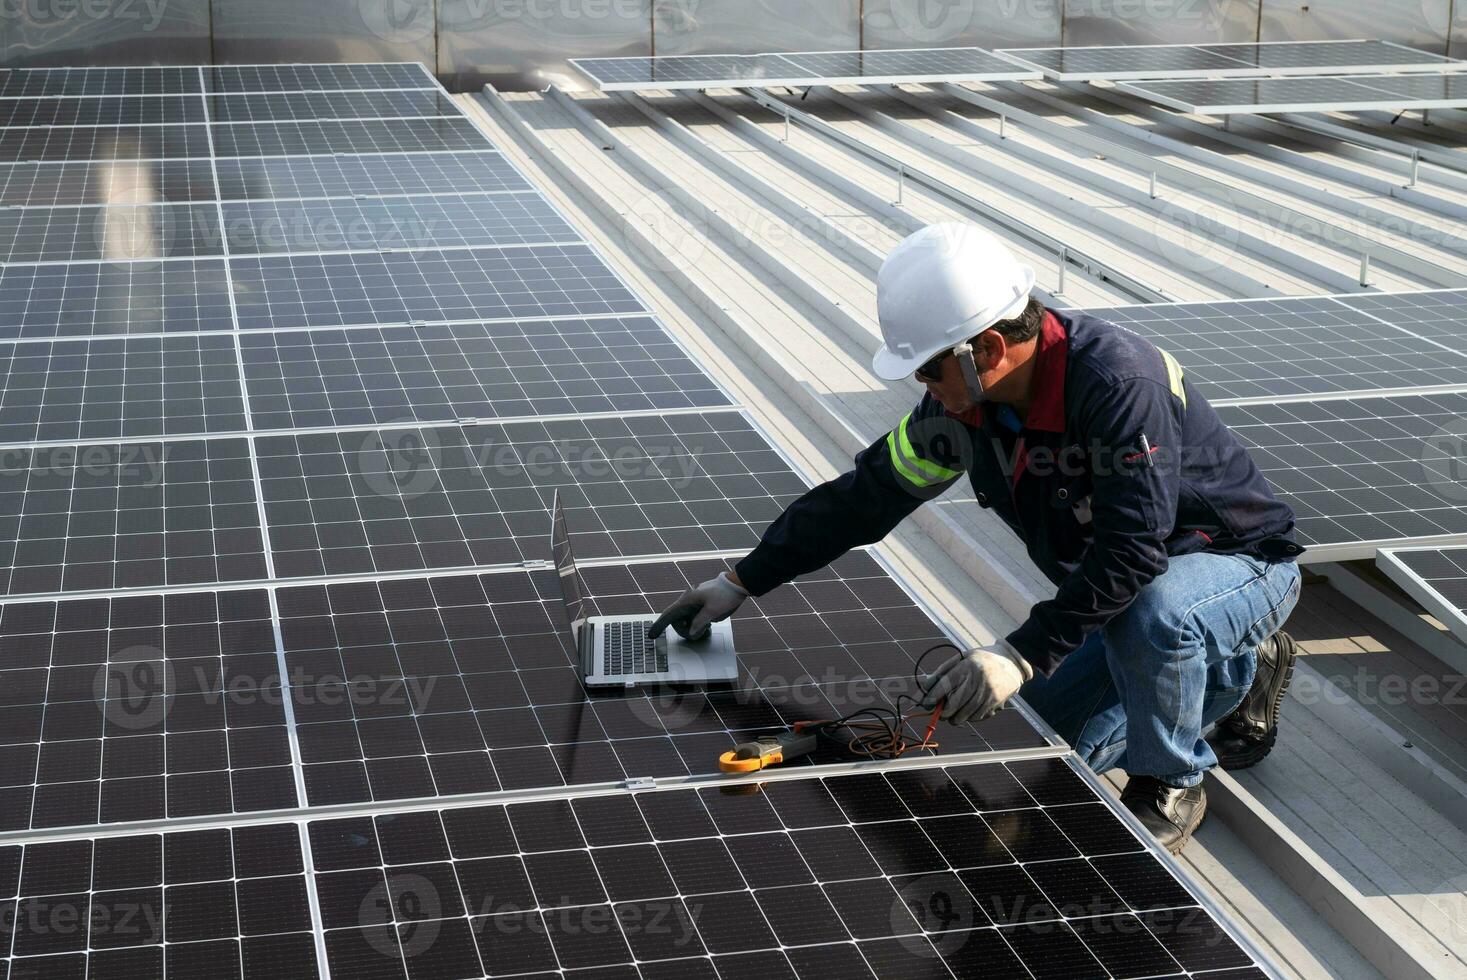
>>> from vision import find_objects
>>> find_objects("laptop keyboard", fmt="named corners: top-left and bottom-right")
top-left (604, 621), bottom-right (668, 675)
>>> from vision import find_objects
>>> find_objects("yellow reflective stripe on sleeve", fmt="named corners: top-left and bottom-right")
top-left (1157, 347), bottom-right (1187, 409)
top-left (886, 413), bottom-right (963, 488)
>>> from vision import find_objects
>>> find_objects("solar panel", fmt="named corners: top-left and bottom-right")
top-left (229, 245), bottom-right (646, 331)
top-left (207, 90), bottom-right (460, 124)
top-left (0, 95), bottom-right (206, 128)
top-left (570, 46), bottom-right (1039, 91)
top-left (0, 822), bottom-right (319, 977)
top-left (219, 193), bottom-right (580, 255)
top-left (282, 552), bottom-right (1043, 805)
top-left (0, 437), bottom-right (268, 596)
top-left (1377, 546), bottom-right (1467, 644)
top-left (1116, 73), bottom-right (1467, 114)
top-left (997, 38), bottom-right (1467, 80)
top-left (0, 66), bottom-right (203, 98)
top-left (239, 317), bottom-right (732, 430)
top-left (0, 334), bottom-right (246, 443)
top-left (1217, 391), bottom-right (1467, 559)
top-left (0, 259), bottom-right (235, 340)
top-left (210, 118), bottom-right (494, 158)
top-left (205, 63), bottom-right (438, 94)
top-left (1096, 295), bottom-right (1467, 402)
top-left (0, 159), bottom-right (220, 207)
top-left (0, 124), bottom-right (210, 162)
top-left (255, 411), bottom-right (805, 578)
top-left (213, 151), bottom-right (531, 200)
top-left (0, 588), bottom-right (296, 830)
top-left (305, 757), bottom-right (1268, 978)
top-left (0, 202), bottom-right (223, 264)
top-left (1332, 287), bottom-right (1467, 343)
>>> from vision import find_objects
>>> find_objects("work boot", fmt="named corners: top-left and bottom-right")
top-left (1208, 630), bottom-right (1298, 770)
top-left (1121, 775), bottom-right (1206, 855)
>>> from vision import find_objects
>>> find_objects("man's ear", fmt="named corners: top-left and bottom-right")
top-left (973, 329), bottom-right (1006, 371)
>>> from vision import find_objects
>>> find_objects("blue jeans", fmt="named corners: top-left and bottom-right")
top-left (1019, 552), bottom-right (1302, 788)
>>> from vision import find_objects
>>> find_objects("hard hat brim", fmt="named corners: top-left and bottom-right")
top-left (871, 268), bottom-right (1036, 382)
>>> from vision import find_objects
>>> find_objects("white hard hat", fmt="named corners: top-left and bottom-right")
top-left (872, 223), bottom-right (1036, 382)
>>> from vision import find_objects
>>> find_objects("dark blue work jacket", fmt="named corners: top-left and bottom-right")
top-left (735, 309), bottom-right (1302, 676)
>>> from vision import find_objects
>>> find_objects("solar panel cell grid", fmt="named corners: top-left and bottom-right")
top-left (0, 588), bottom-right (296, 830)
top-left (999, 38), bottom-right (1466, 80)
top-left (239, 317), bottom-right (731, 430)
top-left (0, 259), bottom-right (235, 340)
top-left (1118, 74), bottom-right (1467, 113)
top-left (0, 124), bottom-right (211, 163)
top-left (1334, 287), bottom-right (1467, 342)
top-left (1218, 391), bottom-right (1467, 552)
top-left (0, 95), bottom-right (205, 128)
top-left (0, 66), bottom-right (203, 98)
top-left (0, 437), bottom-right (267, 596)
top-left (229, 245), bottom-right (646, 331)
top-left (0, 159), bottom-right (220, 207)
top-left (0, 334), bottom-right (246, 443)
top-left (255, 411), bottom-right (804, 578)
top-left (213, 151), bottom-right (531, 200)
top-left (1098, 295), bottom-right (1467, 401)
top-left (1378, 547), bottom-right (1467, 645)
top-left (279, 552), bottom-right (1042, 807)
top-left (306, 760), bottom-right (1261, 978)
top-left (205, 63), bottom-right (437, 94)
top-left (0, 202), bottom-right (224, 264)
top-left (0, 824), bottom-right (319, 977)
top-left (210, 118), bottom-right (493, 158)
top-left (219, 193), bottom-right (580, 255)
top-left (207, 90), bottom-right (459, 124)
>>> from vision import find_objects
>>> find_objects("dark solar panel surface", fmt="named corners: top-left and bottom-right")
top-left (1219, 391), bottom-right (1467, 551)
top-left (0, 588), bottom-right (295, 830)
top-left (213, 151), bottom-right (531, 200)
top-left (0, 158), bottom-right (220, 206)
top-left (1097, 295), bottom-right (1467, 402)
top-left (281, 552), bottom-right (1044, 806)
top-left (305, 758), bottom-right (1266, 978)
top-left (0, 62), bottom-right (1273, 980)
top-left (999, 38), bottom-right (1466, 80)
top-left (0, 334), bottom-right (246, 443)
top-left (1378, 546), bottom-right (1467, 644)
top-left (256, 410), bottom-right (805, 578)
top-left (1, 823), bottom-right (320, 977)
top-left (219, 193), bottom-right (580, 255)
top-left (238, 317), bottom-right (732, 430)
top-left (0, 259), bottom-right (235, 339)
top-left (229, 245), bottom-right (646, 331)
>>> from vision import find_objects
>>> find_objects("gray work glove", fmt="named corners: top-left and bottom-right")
top-left (647, 572), bottom-right (749, 641)
top-left (919, 639), bottom-right (1034, 725)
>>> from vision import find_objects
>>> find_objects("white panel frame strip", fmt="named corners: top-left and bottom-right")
top-left (1377, 546), bottom-right (1467, 646)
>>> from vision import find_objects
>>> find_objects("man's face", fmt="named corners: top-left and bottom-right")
top-left (920, 331), bottom-right (1008, 412)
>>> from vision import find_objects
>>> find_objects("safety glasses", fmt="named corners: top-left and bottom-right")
top-left (914, 351), bottom-right (951, 384)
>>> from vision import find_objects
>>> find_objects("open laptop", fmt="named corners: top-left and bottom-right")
top-left (551, 491), bottom-right (739, 689)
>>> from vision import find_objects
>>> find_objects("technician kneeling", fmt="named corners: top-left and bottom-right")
top-left (650, 223), bottom-right (1303, 854)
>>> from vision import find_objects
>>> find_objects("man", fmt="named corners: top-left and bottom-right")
top-left (649, 223), bottom-right (1303, 853)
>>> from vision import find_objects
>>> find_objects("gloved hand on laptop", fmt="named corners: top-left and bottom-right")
top-left (648, 572), bottom-right (749, 642)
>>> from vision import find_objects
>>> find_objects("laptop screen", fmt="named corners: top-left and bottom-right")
top-left (550, 492), bottom-right (589, 644)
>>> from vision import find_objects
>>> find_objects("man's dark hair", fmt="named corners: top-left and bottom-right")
top-left (987, 296), bottom-right (1046, 344)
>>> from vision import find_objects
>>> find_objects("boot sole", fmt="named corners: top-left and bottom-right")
top-left (1217, 634), bottom-right (1297, 771)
